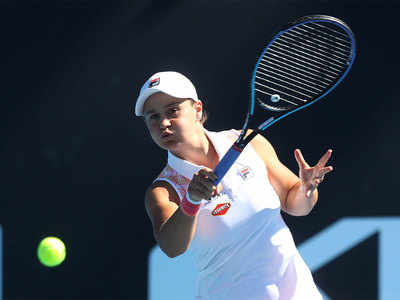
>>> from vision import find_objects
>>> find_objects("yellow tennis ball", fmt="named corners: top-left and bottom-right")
top-left (37, 237), bottom-right (66, 267)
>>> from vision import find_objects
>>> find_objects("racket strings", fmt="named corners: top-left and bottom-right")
top-left (278, 35), bottom-right (349, 65)
top-left (269, 43), bottom-right (344, 73)
top-left (267, 48), bottom-right (341, 77)
top-left (261, 55), bottom-right (332, 84)
top-left (273, 39), bottom-right (348, 68)
top-left (254, 20), bottom-right (353, 111)
top-left (312, 22), bottom-right (350, 38)
top-left (301, 23), bottom-right (351, 45)
top-left (257, 66), bottom-right (323, 93)
top-left (256, 65), bottom-right (321, 99)
top-left (292, 26), bottom-right (351, 51)
top-left (258, 60), bottom-right (327, 90)
top-left (255, 77), bottom-right (309, 101)
top-left (257, 54), bottom-right (332, 100)
top-left (284, 29), bottom-right (351, 59)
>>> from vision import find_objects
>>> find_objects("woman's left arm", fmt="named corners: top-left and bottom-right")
top-left (249, 133), bottom-right (333, 216)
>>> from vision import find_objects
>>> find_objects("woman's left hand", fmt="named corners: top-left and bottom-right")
top-left (294, 149), bottom-right (333, 198)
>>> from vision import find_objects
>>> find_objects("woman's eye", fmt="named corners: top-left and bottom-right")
top-left (149, 114), bottom-right (159, 120)
top-left (168, 107), bottom-right (179, 114)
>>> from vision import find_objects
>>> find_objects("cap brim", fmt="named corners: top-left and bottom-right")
top-left (135, 86), bottom-right (198, 116)
top-left (135, 89), bottom-right (161, 116)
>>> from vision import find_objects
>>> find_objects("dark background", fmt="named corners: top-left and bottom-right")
top-left (1, 0), bottom-right (399, 299)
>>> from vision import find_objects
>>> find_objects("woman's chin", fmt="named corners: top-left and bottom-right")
top-left (158, 139), bottom-right (180, 151)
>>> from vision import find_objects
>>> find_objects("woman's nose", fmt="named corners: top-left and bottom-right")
top-left (160, 117), bottom-right (171, 129)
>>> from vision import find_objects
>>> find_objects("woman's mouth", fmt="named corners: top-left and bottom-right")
top-left (160, 132), bottom-right (173, 139)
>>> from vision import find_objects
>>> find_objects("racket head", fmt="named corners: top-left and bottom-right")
top-left (249, 15), bottom-right (356, 130)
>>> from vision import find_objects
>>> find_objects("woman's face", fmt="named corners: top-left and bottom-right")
top-left (143, 92), bottom-right (202, 151)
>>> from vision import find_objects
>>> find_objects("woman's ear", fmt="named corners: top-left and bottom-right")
top-left (194, 100), bottom-right (203, 121)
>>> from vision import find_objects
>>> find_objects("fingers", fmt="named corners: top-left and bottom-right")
top-left (300, 149), bottom-right (334, 198)
top-left (296, 149), bottom-right (333, 168)
top-left (307, 165), bottom-right (333, 195)
top-left (215, 183), bottom-right (223, 195)
top-left (313, 166), bottom-right (333, 184)
top-left (188, 169), bottom-right (221, 201)
top-left (318, 166), bottom-right (333, 177)
top-left (317, 149), bottom-right (333, 168)
top-left (198, 169), bottom-right (217, 182)
top-left (294, 149), bottom-right (309, 170)
top-left (314, 177), bottom-right (323, 186)
top-left (314, 151), bottom-right (334, 181)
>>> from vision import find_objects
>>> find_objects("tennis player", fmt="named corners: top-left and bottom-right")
top-left (136, 71), bottom-right (332, 300)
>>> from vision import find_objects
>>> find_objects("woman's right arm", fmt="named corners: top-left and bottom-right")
top-left (145, 180), bottom-right (198, 258)
top-left (144, 169), bottom-right (220, 258)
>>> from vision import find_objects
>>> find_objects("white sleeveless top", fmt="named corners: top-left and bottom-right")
top-left (155, 129), bottom-right (322, 300)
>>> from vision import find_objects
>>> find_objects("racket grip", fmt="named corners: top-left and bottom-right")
top-left (213, 145), bottom-right (243, 185)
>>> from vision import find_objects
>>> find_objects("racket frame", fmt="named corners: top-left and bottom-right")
top-left (213, 15), bottom-right (356, 185)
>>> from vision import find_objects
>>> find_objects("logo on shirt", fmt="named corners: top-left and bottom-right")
top-left (211, 202), bottom-right (231, 216)
top-left (149, 77), bottom-right (160, 87)
top-left (238, 165), bottom-right (254, 181)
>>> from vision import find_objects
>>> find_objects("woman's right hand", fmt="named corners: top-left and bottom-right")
top-left (187, 168), bottom-right (223, 202)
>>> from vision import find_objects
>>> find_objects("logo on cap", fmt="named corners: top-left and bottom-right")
top-left (149, 77), bottom-right (160, 88)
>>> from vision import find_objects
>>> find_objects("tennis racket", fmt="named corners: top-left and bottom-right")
top-left (213, 15), bottom-right (356, 185)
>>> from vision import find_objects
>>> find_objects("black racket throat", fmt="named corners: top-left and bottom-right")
top-left (235, 127), bottom-right (260, 150)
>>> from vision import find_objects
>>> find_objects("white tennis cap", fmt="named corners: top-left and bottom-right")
top-left (135, 71), bottom-right (199, 116)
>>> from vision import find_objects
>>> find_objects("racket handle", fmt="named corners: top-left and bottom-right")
top-left (213, 144), bottom-right (243, 185)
